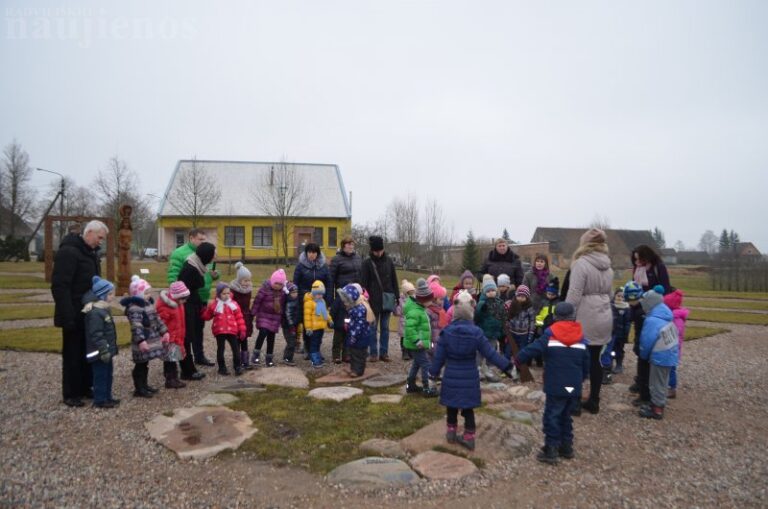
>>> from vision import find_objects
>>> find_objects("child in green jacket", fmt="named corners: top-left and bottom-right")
top-left (404, 279), bottom-right (437, 396)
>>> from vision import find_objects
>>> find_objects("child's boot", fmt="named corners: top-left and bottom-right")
top-left (405, 378), bottom-right (421, 394)
top-left (265, 354), bottom-right (275, 368)
top-left (456, 430), bottom-right (476, 451)
top-left (165, 371), bottom-right (186, 389)
top-left (133, 372), bottom-right (153, 398)
top-left (143, 372), bottom-right (159, 394)
top-left (445, 424), bottom-right (457, 444)
top-left (582, 397), bottom-right (599, 414)
top-left (601, 367), bottom-right (613, 385)
top-left (612, 361), bottom-right (624, 374)
top-left (558, 442), bottom-right (575, 459)
top-left (310, 352), bottom-right (324, 368)
top-left (537, 445), bottom-right (559, 464)
top-left (241, 349), bottom-right (252, 370)
top-left (251, 349), bottom-right (261, 367)
top-left (667, 388), bottom-right (677, 399)
top-left (422, 384), bottom-right (438, 397)
top-left (639, 404), bottom-right (664, 420)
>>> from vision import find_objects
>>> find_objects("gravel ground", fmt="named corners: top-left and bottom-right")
top-left (1, 322), bottom-right (767, 508)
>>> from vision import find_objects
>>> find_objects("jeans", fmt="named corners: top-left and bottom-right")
top-left (91, 359), bottom-right (113, 404)
top-left (216, 334), bottom-right (240, 371)
top-left (369, 311), bottom-right (392, 357)
top-left (446, 407), bottom-right (476, 431)
top-left (408, 348), bottom-right (430, 385)
top-left (543, 394), bottom-right (578, 447)
top-left (309, 329), bottom-right (324, 365)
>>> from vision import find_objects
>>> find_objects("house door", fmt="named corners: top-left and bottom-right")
top-left (296, 232), bottom-right (312, 256)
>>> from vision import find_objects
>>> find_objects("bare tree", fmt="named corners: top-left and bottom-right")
top-left (94, 155), bottom-right (140, 226)
top-left (588, 213), bottom-right (611, 230)
top-left (352, 215), bottom-right (389, 259)
top-left (422, 199), bottom-right (452, 270)
top-left (388, 195), bottom-right (420, 268)
top-left (673, 240), bottom-right (686, 252)
top-left (698, 230), bottom-right (718, 254)
top-left (252, 160), bottom-right (309, 264)
top-left (1, 140), bottom-right (36, 237)
top-left (43, 177), bottom-right (97, 245)
top-left (165, 157), bottom-right (221, 227)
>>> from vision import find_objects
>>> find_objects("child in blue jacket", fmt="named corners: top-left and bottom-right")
top-left (600, 288), bottom-right (632, 384)
top-left (430, 290), bottom-right (512, 451)
top-left (517, 302), bottom-right (590, 464)
top-left (637, 288), bottom-right (679, 420)
top-left (338, 284), bottom-right (374, 377)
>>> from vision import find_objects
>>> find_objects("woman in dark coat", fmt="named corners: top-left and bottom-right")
top-left (329, 236), bottom-right (362, 363)
top-left (293, 243), bottom-right (331, 356)
top-left (480, 238), bottom-right (523, 287)
top-left (177, 242), bottom-right (216, 378)
top-left (631, 245), bottom-right (671, 294)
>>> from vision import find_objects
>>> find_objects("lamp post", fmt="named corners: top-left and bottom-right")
top-left (36, 168), bottom-right (66, 242)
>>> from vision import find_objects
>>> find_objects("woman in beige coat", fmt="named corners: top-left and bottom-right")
top-left (566, 228), bottom-right (614, 414)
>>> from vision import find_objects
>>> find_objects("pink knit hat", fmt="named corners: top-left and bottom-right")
top-left (426, 274), bottom-right (441, 285)
top-left (270, 268), bottom-right (287, 286)
top-left (515, 284), bottom-right (531, 298)
top-left (129, 275), bottom-right (151, 297)
top-left (430, 281), bottom-right (447, 300)
top-left (169, 281), bottom-right (190, 299)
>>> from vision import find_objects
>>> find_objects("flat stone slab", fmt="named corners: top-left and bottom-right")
top-left (370, 394), bottom-right (403, 404)
top-left (308, 386), bottom-right (364, 402)
top-left (482, 390), bottom-right (515, 405)
top-left (526, 390), bottom-right (546, 402)
top-left (507, 385), bottom-right (530, 397)
top-left (326, 457), bottom-right (419, 489)
top-left (400, 415), bottom-right (532, 461)
top-left (196, 393), bottom-right (239, 406)
top-left (246, 367), bottom-right (309, 389)
top-left (359, 438), bottom-right (406, 459)
top-left (483, 382), bottom-right (509, 391)
top-left (209, 380), bottom-right (266, 393)
top-left (315, 368), bottom-right (381, 384)
top-left (362, 373), bottom-right (408, 388)
top-left (606, 403), bottom-right (633, 412)
top-left (410, 450), bottom-right (478, 480)
top-left (146, 406), bottom-right (256, 460)
top-left (508, 401), bottom-right (539, 413)
top-left (499, 410), bottom-right (534, 426)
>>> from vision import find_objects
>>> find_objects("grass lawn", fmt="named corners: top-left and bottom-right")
top-left (0, 292), bottom-right (47, 304)
top-left (683, 289), bottom-right (768, 301)
top-left (0, 305), bottom-right (54, 321)
top-left (685, 326), bottom-right (730, 341)
top-left (229, 385), bottom-right (444, 473)
top-left (0, 276), bottom-right (50, 290)
top-left (0, 322), bottom-right (132, 353)
top-left (689, 309), bottom-right (768, 326)
top-left (0, 261), bottom-right (45, 273)
top-left (686, 298), bottom-right (768, 312)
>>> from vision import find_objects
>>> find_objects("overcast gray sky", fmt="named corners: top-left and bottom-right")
top-left (2, 0), bottom-right (767, 253)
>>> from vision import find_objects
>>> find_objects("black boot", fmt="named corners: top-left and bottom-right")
top-left (558, 443), bottom-right (575, 459)
top-left (571, 399), bottom-right (582, 417)
top-left (537, 445), bottom-right (559, 465)
top-left (582, 398), bottom-right (600, 414)
top-left (406, 378), bottom-right (421, 393)
top-left (144, 374), bottom-right (159, 394)
top-left (133, 371), bottom-right (153, 398)
top-left (601, 367), bottom-right (613, 385)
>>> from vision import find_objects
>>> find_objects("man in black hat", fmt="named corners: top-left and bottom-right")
top-left (360, 235), bottom-right (399, 362)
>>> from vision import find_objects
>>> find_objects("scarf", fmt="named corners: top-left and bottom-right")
top-left (186, 253), bottom-right (208, 276)
top-left (534, 268), bottom-right (550, 294)
top-left (215, 298), bottom-right (238, 314)
top-left (614, 300), bottom-right (629, 310)
top-left (229, 279), bottom-right (252, 294)
top-left (634, 265), bottom-right (649, 288)
top-left (313, 297), bottom-right (328, 320)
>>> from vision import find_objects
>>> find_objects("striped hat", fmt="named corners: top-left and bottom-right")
top-left (91, 276), bottom-right (114, 300)
top-left (169, 281), bottom-right (190, 300)
top-left (515, 285), bottom-right (531, 298)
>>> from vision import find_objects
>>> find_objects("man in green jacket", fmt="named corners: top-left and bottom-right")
top-left (167, 228), bottom-right (219, 366)
top-left (167, 229), bottom-right (219, 301)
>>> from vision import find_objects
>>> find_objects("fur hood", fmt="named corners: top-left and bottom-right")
top-left (158, 290), bottom-right (179, 308)
top-left (298, 251), bottom-right (327, 269)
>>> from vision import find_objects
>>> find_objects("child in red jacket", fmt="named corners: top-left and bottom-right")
top-left (202, 282), bottom-right (247, 375)
top-left (156, 281), bottom-right (191, 388)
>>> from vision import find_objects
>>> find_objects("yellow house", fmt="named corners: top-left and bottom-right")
top-left (157, 160), bottom-right (352, 261)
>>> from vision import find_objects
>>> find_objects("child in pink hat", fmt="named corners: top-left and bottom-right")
top-left (250, 268), bottom-right (287, 367)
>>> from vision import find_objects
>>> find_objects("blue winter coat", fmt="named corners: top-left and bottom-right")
top-left (638, 303), bottom-right (679, 367)
top-left (612, 303), bottom-right (632, 344)
top-left (345, 303), bottom-right (372, 349)
top-left (517, 321), bottom-right (590, 397)
top-left (429, 320), bottom-right (511, 409)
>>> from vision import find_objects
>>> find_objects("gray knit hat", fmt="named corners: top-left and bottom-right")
top-left (554, 302), bottom-right (576, 321)
top-left (415, 278), bottom-right (433, 301)
top-left (641, 289), bottom-right (664, 313)
top-left (497, 273), bottom-right (511, 287)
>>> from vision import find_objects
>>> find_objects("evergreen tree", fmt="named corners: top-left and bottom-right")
top-left (729, 230), bottom-right (740, 248)
top-left (719, 229), bottom-right (730, 252)
top-left (502, 228), bottom-right (511, 241)
top-left (652, 227), bottom-right (666, 249)
top-left (461, 230), bottom-right (480, 275)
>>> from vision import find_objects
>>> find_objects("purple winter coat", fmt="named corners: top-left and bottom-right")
top-left (250, 281), bottom-right (286, 333)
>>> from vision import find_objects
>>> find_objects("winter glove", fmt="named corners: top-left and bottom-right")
top-left (138, 341), bottom-right (150, 353)
top-left (98, 343), bottom-right (111, 363)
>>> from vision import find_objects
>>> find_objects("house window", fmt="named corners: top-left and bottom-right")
top-left (224, 226), bottom-right (245, 247)
top-left (174, 230), bottom-right (186, 248)
top-left (328, 227), bottom-right (338, 248)
top-left (252, 227), bottom-right (273, 248)
top-left (313, 227), bottom-right (323, 246)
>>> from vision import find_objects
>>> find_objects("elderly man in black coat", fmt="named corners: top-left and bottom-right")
top-left (51, 220), bottom-right (108, 407)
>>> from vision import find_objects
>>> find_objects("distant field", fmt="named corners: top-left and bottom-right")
top-left (688, 309), bottom-right (768, 326)
top-left (686, 299), bottom-right (768, 311)
top-left (0, 322), bottom-right (132, 353)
